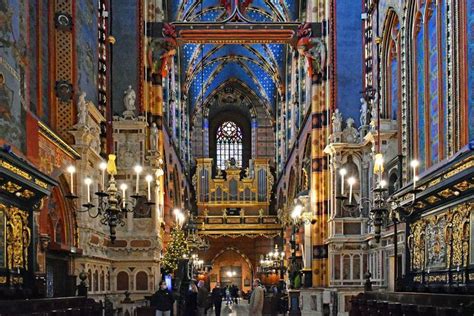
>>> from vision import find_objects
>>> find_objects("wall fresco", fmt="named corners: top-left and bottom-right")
top-left (0, 0), bottom-right (27, 152)
top-left (76, 0), bottom-right (98, 106)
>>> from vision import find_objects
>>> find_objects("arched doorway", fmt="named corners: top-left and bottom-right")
top-left (210, 247), bottom-right (253, 293)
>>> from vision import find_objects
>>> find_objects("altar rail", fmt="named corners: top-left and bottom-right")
top-left (349, 292), bottom-right (474, 316)
top-left (0, 296), bottom-right (102, 315)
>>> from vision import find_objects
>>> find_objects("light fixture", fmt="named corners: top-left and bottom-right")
top-left (66, 154), bottom-right (162, 242)
top-left (259, 244), bottom-right (285, 275)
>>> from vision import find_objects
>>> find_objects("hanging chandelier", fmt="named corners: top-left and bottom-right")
top-left (259, 244), bottom-right (285, 273)
top-left (66, 154), bottom-right (162, 242)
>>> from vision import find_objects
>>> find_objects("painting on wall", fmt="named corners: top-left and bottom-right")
top-left (76, 0), bottom-right (98, 106)
top-left (0, 0), bottom-right (27, 152)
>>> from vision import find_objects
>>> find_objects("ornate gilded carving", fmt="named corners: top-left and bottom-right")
top-left (0, 181), bottom-right (21, 193)
top-left (6, 206), bottom-right (31, 270)
top-left (408, 202), bottom-right (472, 273)
top-left (425, 215), bottom-right (447, 268)
top-left (447, 204), bottom-right (471, 268)
top-left (408, 220), bottom-right (426, 271)
top-left (0, 160), bottom-right (32, 181)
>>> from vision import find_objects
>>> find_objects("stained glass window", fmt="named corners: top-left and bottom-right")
top-left (416, 18), bottom-right (426, 170)
top-left (216, 121), bottom-right (243, 170)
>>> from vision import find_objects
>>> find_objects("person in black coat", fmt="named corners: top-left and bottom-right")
top-left (184, 282), bottom-right (198, 316)
top-left (150, 280), bottom-right (174, 316)
top-left (211, 282), bottom-right (224, 316)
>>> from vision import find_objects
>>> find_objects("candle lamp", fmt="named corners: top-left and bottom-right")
top-left (66, 165), bottom-right (77, 198)
top-left (99, 161), bottom-right (107, 192)
top-left (410, 159), bottom-right (420, 189)
top-left (65, 155), bottom-right (164, 242)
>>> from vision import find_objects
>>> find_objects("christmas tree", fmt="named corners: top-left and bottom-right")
top-left (162, 227), bottom-right (189, 274)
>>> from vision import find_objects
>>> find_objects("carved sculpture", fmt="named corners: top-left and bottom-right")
top-left (332, 109), bottom-right (343, 134)
top-left (6, 207), bottom-right (31, 270)
top-left (150, 122), bottom-right (159, 152)
top-left (123, 86), bottom-right (136, 119)
top-left (360, 97), bottom-right (368, 126)
top-left (147, 24), bottom-right (177, 79)
top-left (342, 118), bottom-right (359, 143)
top-left (76, 92), bottom-right (88, 127)
top-left (297, 24), bottom-right (326, 81)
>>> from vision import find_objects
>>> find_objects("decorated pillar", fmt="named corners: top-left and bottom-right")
top-left (297, 22), bottom-right (329, 287)
top-left (147, 23), bottom-right (177, 230)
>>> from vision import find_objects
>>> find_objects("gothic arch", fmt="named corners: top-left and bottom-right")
top-left (210, 246), bottom-right (253, 271)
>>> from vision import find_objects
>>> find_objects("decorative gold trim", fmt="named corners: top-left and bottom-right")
top-left (0, 160), bottom-right (32, 181)
top-left (38, 121), bottom-right (80, 159)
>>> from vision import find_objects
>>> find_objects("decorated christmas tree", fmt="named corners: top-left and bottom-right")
top-left (162, 227), bottom-right (189, 274)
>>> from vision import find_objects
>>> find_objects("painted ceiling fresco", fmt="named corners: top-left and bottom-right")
top-left (170, 0), bottom-right (300, 113)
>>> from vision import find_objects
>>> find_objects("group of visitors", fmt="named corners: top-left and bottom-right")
top-left (149, 278), bottom-right (270, 316)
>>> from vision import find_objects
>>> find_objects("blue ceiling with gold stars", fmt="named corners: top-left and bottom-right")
top-left (169, 0), bottom-right (301, 113)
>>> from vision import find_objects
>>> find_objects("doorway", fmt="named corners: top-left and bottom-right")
top-left (220, 266), bottom-right (242, 289)
top-left (46, 255), bottom-right (69, 297)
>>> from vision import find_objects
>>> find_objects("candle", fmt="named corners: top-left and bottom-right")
top-left (134, 165), bottom-right (143, 194)
top-left (120, 183), bottom-right (127, 208)
top-left (410, 159), bottom-right (419, 188)
top-left (67, 165), bottom-right (76, 194)
top-left (173, 208), bottom-right (180, 224)
top-left (339, 168), bottom-right (347, 195)
top-left (145, 174), bottom-right (153, 201)
top-left (348, 177), bottom-right (356, 204)
top-left (99, 161), bottom-right (107, 191)
top-left (84, 178), bottom-right (92, 203)
top-left (374, 153), bottom-right (384, 184)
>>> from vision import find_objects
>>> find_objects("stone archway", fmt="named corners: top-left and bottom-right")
top-left (210, 247), bottom-right (253, 293)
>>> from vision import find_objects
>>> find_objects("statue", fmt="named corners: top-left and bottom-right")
top-left (123, 86), bottom-right (136, 111)
top-left (360, 97), bottom-right (368, 126)
top-left (123, 86), bottom-right (136, 119)
top-left (297, 35), bottom-right (326, 81)
top-left (76, 92), bottom-right (88, 127)
top-left (244, 167), bottom-right (250, 178)
top-left (150, 122), bottom-right (158, 152)
top-left (216, 168), bottom-right (223, 178)
top-left (332, 109), bottom-right (343, 134)
top-left (343, 118), bottom-right (360, 143)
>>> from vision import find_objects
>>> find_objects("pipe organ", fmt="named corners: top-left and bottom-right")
top-left (193, 158), bottom-right (274, 214)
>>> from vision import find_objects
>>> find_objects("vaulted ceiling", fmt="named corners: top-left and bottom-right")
top-left (168, 0), bottom-right (302, 114)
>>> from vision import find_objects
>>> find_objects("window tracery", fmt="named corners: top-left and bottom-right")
top-left (216, 121), bottom-right (243, 170)
top-left (411, 1), bottom-right (449, 171)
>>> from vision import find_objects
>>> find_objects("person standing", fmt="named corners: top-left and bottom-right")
top-left (197, 280), bottom-right (209, 316)
top-left (211, 283), bottom-right (224, 316)
top-left (150, 281), bottom-right (174, 316)
top-left (225, 285), bottom-right (232, 305)
top-left (184, 282), bottom-right (198, 316)
top-left (249, 279), bottom-right (265, 316)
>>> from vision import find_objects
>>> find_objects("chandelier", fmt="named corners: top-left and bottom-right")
top-left (188, 253), bottom-right (205, 275)
top-left (66, 154), bottom-right (163, 242)
top-left (259, 244), bottom-right (285, 273)
top-left (182, 211), bottom-right (209, 251)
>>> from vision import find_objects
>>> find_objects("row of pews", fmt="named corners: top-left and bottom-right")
top-left (349, 291), bottom-right (474, 316)
top-left (0, 297), bottom-right (102, 316)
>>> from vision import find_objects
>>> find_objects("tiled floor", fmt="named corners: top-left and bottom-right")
top-left (206, 302), bottom-right (250, 315)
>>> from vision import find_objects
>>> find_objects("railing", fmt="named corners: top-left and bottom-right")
top-left (196, 215), bottom-right (282, 238)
